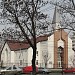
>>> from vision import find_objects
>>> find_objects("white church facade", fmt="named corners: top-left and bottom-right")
top-left (1, 7), bottom-right (74, 68)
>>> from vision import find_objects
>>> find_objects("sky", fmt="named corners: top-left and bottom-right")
top-left (0, 0), bottom-right (55, 32)
top-left (0, 0), bottom-right (75, 33)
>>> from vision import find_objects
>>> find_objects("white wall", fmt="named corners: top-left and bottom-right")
top-left (58, 40), bottom-right (64, 47)
top-left (68, 37), bottom-right (74, 67)
top-left (1, 42), bottom-right (28, 67)
top-left (1, 35), bottom-right (74, 68)
top-left (39, 41), bottom-right (48, 67)
top-left (48, 34), bottom-right (54, 68)
top-left (27, 41), bottom-right (48, 67)
top-left (1, 43), bottom-right (12, 66)
top-left (27, 47), bottom-right (33, 66)
top-left (15, 49), bottom-right (28, 67)
top-left (36, 42), bottom-right (41, 67)
top-left (11, 51), bottom-right (15, 64)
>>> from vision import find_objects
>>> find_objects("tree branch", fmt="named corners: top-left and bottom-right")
top-left (15, 14), bottom-right (34, 48)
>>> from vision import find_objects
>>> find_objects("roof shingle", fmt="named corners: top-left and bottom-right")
top-left (6, 35), bottom-right (48, 51)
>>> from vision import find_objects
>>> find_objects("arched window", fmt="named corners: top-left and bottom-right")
top-left (57, 46), bottom-right (63, 68)
top-left (5, 48), bottom-right (8, 63)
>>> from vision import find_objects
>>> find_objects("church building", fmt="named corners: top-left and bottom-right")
top-left (1, 7), bottom-right (74, 69)
top-left (47, 6), bottom-right (74, 68)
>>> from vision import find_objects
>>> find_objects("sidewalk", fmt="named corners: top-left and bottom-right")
top-left (51, 68), bottom-right (63, 73)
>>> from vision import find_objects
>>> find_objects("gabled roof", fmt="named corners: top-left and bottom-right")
top-left (36, 35), bottom-right (48, 43)
top-left (3, 35), bottom-right (48, 51)
top-left (6, 40), bottom-right (30, 51)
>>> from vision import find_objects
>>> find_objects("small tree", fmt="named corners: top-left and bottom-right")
top-left (69, 55), bottom-right (75, 67)
top-left (42, 50), bottom-right (51, 68)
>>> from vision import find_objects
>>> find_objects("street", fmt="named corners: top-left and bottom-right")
top-left (21, 73), bottom-right (75, 75)
top-left (2, 72), bottom-right (75, 75)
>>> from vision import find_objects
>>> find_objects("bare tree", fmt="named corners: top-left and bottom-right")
top-left (0, 0), bottom-right (52, 75)
top-left (2, 27), bottom-right (24, 40)
top-left (69, 55), bottom-right (75, 67)
top-left (42, 50), bottom-right (51, 68)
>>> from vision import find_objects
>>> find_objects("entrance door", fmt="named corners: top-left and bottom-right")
top-left (58, 61), bottom-right (62, 68)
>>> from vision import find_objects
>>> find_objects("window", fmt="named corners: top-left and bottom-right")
top-left (58, 61), bottom-right (61, 68)
top-left (13, 65), bottom-right (17, 69)
top-left (20, 60), bottom-right (22, 65)
top-left (57, 47), bottom-right (63, 61)
top-left (36, 60), bottom-right (38, 65)
top-left (7, 67), bottom-right (11, 70)
top-left (8, 0), bottom-right (10, 2)
top-left (5, 0), bottom-right (7, 1)
top-left (36, 51), bottom-right (38, 56)
top-left (57, 47), bottom-right (63, 68)
top-left (57, 53), bottom-right (61, 61)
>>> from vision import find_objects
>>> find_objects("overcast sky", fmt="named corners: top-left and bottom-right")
top-left (0, 0), bottom-right (75, 32)
top-left (0, 0), bottom-right (55, 32)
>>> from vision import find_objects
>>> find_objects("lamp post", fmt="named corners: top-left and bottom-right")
top-left (58, 46), bottom-right (63, 75)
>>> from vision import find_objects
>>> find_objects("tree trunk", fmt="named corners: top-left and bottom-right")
top-left (32, 46), bottom-right (36, 75)
top-left (45, 63), bottom-right (47, 68)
